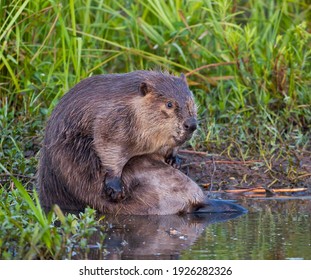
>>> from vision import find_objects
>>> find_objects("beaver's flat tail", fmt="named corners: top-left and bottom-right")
top-left (194, 198), bottom-right (248, 213)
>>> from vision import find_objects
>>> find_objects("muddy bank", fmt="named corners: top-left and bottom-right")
top-left (179, 149), bottom-right (311, 199)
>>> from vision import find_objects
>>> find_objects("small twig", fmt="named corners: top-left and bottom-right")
top-left (297, 173), bottom-right (311, 179)
top-left (301, 149), bottom-right (311, 155)
top-left (267, 179), bottom-right (278, 188)
top-left (209, 155), bottom-right (216, 194)
top-left (179, 149), bottom-right (208, 156)
top-left (224, 187), bottom-right (307, 194)
top-left (179, 150), bottom-right (262, 165)
top-left (185, 61), bottom-right (237, 77)
top-left (181, 159), bottom-right (262, 168)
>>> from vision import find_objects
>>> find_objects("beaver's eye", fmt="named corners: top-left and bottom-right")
top-left (166, 101), bottom-right (173, 109)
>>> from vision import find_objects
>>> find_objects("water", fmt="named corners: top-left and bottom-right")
top-left (181, 211), bottom-right (310, 260)
top-left (82, 198), bottom-right (311, 260)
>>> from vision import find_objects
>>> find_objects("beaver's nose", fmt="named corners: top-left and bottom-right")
top-left (183, 117), bottom-right (197, 133)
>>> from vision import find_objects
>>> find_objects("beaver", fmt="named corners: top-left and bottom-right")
top-left (109, 154), bottom-right (247, 215)
top-left (38, 71), bottom-right (197, 207)
top-left (40, 153), bottom-right (247, 215)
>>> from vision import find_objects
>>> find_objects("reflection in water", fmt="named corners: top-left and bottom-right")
top-left (181, 199), bottom-right (311, 260)
top-left (76, 199), bottom-right (311, 260)
top-left (85, 212), bottom-right (245, 260)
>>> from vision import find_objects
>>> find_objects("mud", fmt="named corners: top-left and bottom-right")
top-left (179, 149), bottom-right (311, 199)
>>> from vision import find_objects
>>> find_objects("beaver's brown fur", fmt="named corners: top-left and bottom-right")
top-left (40, 153), bottom-right (247, 215)
top-left (38, 71), bottom-right (197, 208)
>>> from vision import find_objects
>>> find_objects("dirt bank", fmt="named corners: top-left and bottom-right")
top-left (179, 149), bottom-right (311, 199)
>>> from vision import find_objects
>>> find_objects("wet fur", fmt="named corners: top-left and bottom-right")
top-left (40, 154), bottom-right (205, 215)
top-left (38, 71), bottom-right (197, 209)
top-left (40, 153), bottom-right (247, 215)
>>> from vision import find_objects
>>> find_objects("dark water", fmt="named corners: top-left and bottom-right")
top-left (84, 198), bottom-right (311, 260)
top-left (181, 211), bottom-right (311, 260)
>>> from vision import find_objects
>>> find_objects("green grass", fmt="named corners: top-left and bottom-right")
top-left (0, 178), bottom-right (105, 259)
top-left (0, 0), bottom-right (310, 259)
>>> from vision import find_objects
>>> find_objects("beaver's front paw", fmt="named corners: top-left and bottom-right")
top-left (165, 154), bottom-right (182, 169)
top-left (104, 176), bottom-right (125, 202)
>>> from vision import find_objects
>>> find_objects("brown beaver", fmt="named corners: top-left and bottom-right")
top-left (107, 154), bottom-right (246, 215)
top-left (38, 71), bottom-right (197, 207)
top-left (40, 153), bottom-right (247, 214)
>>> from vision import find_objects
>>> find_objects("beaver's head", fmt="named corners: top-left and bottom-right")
top-left (137, 72), bottom-right (197, 149)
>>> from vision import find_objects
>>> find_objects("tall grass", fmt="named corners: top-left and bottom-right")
top-left (0, 0), bottom-right (309, 156)
top-left (0, 0), bottom-right (309, 173)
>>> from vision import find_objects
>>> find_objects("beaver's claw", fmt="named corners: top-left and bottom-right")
top-left (165, 155), bottom-right (182, 169)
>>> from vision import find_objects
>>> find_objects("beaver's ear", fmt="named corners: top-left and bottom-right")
top-left (180, 73), bottom-right (188, 84)
top-left (139, 82), bottom-right (152, 96)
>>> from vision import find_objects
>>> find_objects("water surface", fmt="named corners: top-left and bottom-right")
top-left (84, 199), bottom-right (311, 260)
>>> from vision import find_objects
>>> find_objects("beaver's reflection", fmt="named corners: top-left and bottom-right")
top-left (84, 212), bottom-right (244, 260)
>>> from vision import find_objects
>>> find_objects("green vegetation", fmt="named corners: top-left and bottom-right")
top-left (0, 0), bottom-right (310, 259)
top-left (0, 178), bottom-right (105, 259)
